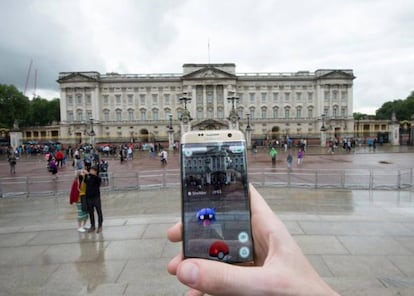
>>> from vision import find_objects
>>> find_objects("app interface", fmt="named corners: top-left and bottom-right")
top-left (181, 140), bottom-right (253, 263)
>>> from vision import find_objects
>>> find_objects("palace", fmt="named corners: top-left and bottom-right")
top-left (57, 63), bottom-right (356, 145)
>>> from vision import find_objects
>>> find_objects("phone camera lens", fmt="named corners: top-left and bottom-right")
top-left (228, 133), bottom-right (232, 138)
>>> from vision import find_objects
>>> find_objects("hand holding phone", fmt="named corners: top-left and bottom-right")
top-left (180, 130), bottom-right (254, 264)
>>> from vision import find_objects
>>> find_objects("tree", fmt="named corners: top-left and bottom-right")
top-left (28, 97), bottom-right (60, 126)
top-left (375, 91), bottom-right (414, 121)
top-left (0, 84), bottom-right (30, 128)
top-left (353, 112), bottom-right (369, 120)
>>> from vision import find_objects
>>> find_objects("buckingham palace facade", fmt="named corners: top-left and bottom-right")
top-left (57, 63), bottom-right (355, 145)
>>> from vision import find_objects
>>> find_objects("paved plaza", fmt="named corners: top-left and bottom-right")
top-left (0, 146), bottom-right (414, 295)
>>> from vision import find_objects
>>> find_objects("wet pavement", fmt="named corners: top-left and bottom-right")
top-left (0, 145), bottom-right (414, 295)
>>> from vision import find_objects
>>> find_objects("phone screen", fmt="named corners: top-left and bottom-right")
top-left (181, 137), bottom-right (254, 263)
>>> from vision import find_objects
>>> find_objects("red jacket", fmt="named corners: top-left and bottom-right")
top-left (69, 178), bottom-right (79, 204)
top-left (56, 151), bottom-right (64, 160)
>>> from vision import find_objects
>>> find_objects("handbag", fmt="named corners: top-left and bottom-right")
top-left (80, 195), bottom-right (88, 212)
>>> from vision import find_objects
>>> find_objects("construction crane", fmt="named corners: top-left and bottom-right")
top-left (23, 59), bottom-right (38, 99)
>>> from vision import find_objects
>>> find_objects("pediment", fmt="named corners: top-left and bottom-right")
top-left (182, 67), bottom-right (236, 80)
top-left (192, 118), bottom-right (229, 129)
top-left (318, 70), bottom-right (355, 80)
top-left (57, 72), bottom-right (99, 83)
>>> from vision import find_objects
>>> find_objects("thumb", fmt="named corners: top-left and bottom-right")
top-left (176, 259), bottom-right (265, 296)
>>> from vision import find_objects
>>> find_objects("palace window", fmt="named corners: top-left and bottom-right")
top-left (273, 92), bottom-right (279, 102)
top-left (249, 93), bottom-right (255, 103)
top-left (127, 94), bottom-right (133, 105)
top-left (284, 107), bottom-right (290, 119)
top-left (140, 109), bottom-right (147, 120)
top-left (115, 95), bottom-right (121, 105)
top-left (261, 93), bottom-right (267, 103)
top-left (164, 94), bottom-right (170, 105)
top-left (152, 94), bottom-right (158, 105)
top-left (273, 107), bottom-right (278, 119)
top-left (284, 92), bottom-right (290, 102)
top-left (333, 106), bottom-right (338, 118)
top-left (206, 85), bottom-right (213, 103)
top-left (261, 107), bottom-right (267, 119)
top-left (140, 94), bottom-right (146, 105)
top-left (296, 92), bottom-right (302, 101)
top-left (128, 109), bottom-right (134, 121)
top-left (67, 95), bottom-right (73, 105)
top-left (116, 109), bottom-right (122, 121)
top-left (68, 111), bottom-right (74, 121)
top-left (77, 110), bottom-right (83, 121)
top-left (152, 109), bottom-right (159, 120)
top-left (307, 92), bottom-right (313, 102)
top-left (86, 94), bottom-right (91, 105)
top-left (307, 107), bottom-right (313, 119)
top-left (296, 107), bottom-right (302, 119)
top-left (77, 94), bottom-right (82, 104)
top-left (103, 95), bottom-right (109, 105)
top-left (104, 110), bottom-right (110, 121)
top-left (217, 108), bottom-right (224, 119)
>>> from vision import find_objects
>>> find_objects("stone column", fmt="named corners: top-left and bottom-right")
top-left (168, 129), bottom-right (174, 151)
top-left (320, 130), bottom-right (327, 147)
top-left (390, 112), bottom-right (400, 146)
top-left (245, 126), bottom-right (252, 149)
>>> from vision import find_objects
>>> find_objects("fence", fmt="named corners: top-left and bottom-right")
top-left (0, 168), bottom-right (412, 198)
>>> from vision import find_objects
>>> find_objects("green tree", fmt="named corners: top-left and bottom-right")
top-left (28, 97), bottom-right (60, 126)
top-left (353, 112), bottom-right (369, 120)
top-left (375, 91), bottom-right (414, 121)
top-left (0, 84), bottom-right (30, 128)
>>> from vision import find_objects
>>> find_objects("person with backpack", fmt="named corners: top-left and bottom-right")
top-left (73, 155), bottom-right (83, 176)
top-left (8, 153), bottom-right (17, 174)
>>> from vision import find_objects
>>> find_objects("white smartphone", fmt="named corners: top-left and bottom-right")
top-left (180, 130), bottom-right (254, 264)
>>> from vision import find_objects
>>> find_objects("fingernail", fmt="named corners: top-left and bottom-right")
top-left (179, 262), bottom-right (199, 285)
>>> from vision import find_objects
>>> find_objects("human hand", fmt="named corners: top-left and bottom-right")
top-left (167, 184), bottom-right (339, 296)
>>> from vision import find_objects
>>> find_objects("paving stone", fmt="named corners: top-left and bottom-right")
top-left (322, 255), bottom-right (404, 277)
top-left (338, 236), bottom-right (412, 255)
top-left (294, 235), bottom-right (349, 254)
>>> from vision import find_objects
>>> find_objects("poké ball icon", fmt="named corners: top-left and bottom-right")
top-left (208, 241), bottom-right (230, 261)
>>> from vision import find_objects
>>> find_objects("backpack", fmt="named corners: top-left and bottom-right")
top-left (76, 159), bottom-right (83, 169)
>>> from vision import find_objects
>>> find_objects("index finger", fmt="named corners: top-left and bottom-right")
top-left (167, 221), bottom-right (182, 242)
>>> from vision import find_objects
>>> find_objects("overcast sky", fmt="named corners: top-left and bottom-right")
top-left (1, 0), bottom-right (413, 114)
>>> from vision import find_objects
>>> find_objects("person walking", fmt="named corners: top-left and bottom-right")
top-left (269, 147), bottom-right (278, 167)
top-left (297, 149), bottom-right (304, 166)
top-left (69, 173), bottom-right (89, 232)
top-left (84, 166), bottom-right (103, 233)
top-left (160, 149), bottom-right (168, 166)
top-left (287, 152), bottom-right (293, 170)
top-left (8, 154), bottom-right (17, 174)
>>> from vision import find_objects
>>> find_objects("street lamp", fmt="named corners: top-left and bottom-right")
top-left (227, 91), bottom-right (239, 111)
top-left (179, 92), bottom-right (192, 110)
top-left (246, 113), bottom-right (251, 129)
top-left (320, 114), bottom-right (328, 131)
top-left (89, 117), bottom-right (95, 145)
top-left (168, 114), bottom-right (173, 130)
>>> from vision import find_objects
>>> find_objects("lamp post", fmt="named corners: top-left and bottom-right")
top-left (320, 114), bottom-right (328, 147)
top-left (245, 113), bottom-right (252, 149)
top-left (227, 91), bottom-right (239, 111)
top-left (179, 92), bottom-right (193, 133)
top-left (89, 117), bottom-right (95, 145)
top-left (167, 114), bottom-right (174, 151)
top-left (179, 92), bottom-right (192, 110)
top-left (227, 92), bottom-right (240, 129)
top-left (246, 113), bottom-right (251, 129)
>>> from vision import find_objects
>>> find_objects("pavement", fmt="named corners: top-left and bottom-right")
top-left (0, 145), bottom-right (414, 295)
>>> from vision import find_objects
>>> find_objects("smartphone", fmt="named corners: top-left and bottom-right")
top-left (180, 130), bottom-right (254, 264)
